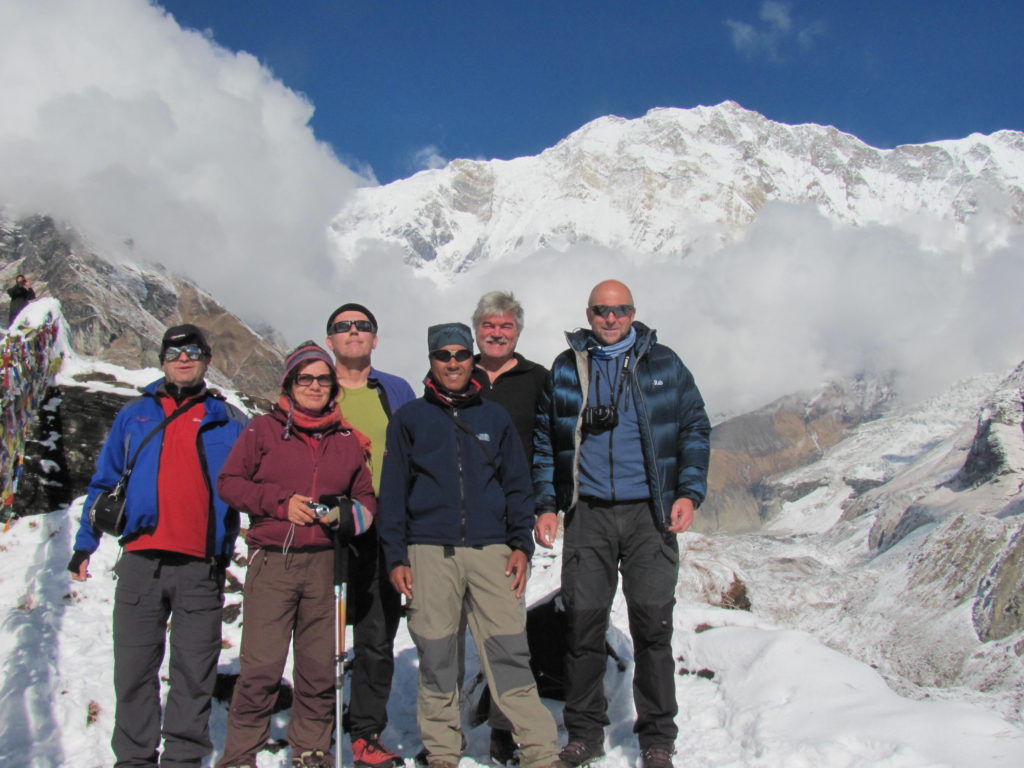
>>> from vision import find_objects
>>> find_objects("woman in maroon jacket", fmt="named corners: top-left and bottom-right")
top-left (217, 342), bottom-right (376, 768)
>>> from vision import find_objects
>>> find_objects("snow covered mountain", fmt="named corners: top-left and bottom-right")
top-left (329, 101), bottom-right (1024, 276)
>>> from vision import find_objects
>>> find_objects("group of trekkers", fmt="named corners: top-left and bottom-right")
top-left (68, 279), bottom-right (712, 768)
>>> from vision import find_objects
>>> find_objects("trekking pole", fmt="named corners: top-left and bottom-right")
top-left (334, 528), bottom-right (351, 767)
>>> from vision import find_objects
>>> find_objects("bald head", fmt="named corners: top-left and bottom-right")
top-left (586, 280), bottom-right (636, 345)
top-left (587, 280), bottom-right (634, 308)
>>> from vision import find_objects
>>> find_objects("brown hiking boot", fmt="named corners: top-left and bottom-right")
top-left (639, 745), bottom-right (675, 768)
top-left (426, 761), bottom-right (457, 768)
top-left (558, 740), bottom-right (605, 767)
top-left (292, 749), bottom-right (332, 768)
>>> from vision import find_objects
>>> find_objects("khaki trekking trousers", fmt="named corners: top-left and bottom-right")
top-left (407, 543), bottom-right (559, 768)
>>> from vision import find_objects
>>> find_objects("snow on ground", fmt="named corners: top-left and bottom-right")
top-left (1, 504), bottom-right (1022, 768)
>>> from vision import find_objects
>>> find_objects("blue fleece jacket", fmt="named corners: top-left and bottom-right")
top-left (75, 379), bottom-right (248, 556)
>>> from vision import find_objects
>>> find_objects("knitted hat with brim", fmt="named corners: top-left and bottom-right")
top-left (281, 341), bottom-right (338, 399)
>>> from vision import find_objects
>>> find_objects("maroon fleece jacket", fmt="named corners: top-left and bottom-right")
top-left (217, 408), bottom-right (376, 550)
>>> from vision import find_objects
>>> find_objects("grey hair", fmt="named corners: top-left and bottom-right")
top-left (472, 291), bottom-right (524, 330)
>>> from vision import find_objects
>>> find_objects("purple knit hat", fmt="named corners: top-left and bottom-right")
top-left (281, 341), bottom-right (338, 395)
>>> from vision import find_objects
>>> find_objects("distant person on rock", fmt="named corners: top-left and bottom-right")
top-left (378, 323), bottom-right (566, 768)
top-left (324, 302), bottom-right (414, 768)
top-left (216, 341), bottom-right (377, 768)
top-left (6, 273), bottom-right (36, 325)
top-left (533, 280), bottom-right (711, 768)
top-left (68, 324), bottom-right (247, 768)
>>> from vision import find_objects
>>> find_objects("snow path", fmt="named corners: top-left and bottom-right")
top-left (0, 507), bottom-right (1022, 767)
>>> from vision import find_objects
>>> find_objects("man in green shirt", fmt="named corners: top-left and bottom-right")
top-left (325, 303), bottom-right (415, 768)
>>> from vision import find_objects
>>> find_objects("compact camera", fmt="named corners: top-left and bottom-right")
top-left (582, 404), bottom-right (619, 432)
top-left (308, 502), bottom-right (331, 519)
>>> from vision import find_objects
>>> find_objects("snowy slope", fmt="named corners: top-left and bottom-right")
top-left (328, 102), bottom-right (1024, 278)
top-left (2, 316), bottom-right (1023, 767)
top-left (2, 506), bottom-right (1023, 768)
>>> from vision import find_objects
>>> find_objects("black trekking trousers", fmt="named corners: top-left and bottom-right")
top-left (561, 498), bottom-right (679, 750)
top-left (112, 551), bottom-right (225, 768)
top-left (347, 525), bottom-right (403, 740)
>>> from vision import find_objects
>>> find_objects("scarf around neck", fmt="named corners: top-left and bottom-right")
top-left (590, 325), bottom-right (637, 360)
top-left (424, 376), bottom-right (482, 409)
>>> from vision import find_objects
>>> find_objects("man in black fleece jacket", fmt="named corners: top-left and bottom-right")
top-left (378, 322), bottom-right (564, 768)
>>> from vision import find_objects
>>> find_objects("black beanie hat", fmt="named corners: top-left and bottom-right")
top-left (326, 303), bottom-right (378, 333)
top-left (160, 324), bottom-right (211, 362)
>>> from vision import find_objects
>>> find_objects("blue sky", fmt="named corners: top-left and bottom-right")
top-left (156, 0), bottom-right (1024, 184)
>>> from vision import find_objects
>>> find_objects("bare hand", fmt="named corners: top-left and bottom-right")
top-left (287, 495), bottom-right (316, 525)
top-left (71, 556), bottom-right (90, 582)
top-left (668, 498), bottom-right (695, 533)
top-left (505, 549), bottom-right (529, 598)
top-left (389, 565), bottom-right (413, 600)
top-left (534, 512), bottom-right (559, 548)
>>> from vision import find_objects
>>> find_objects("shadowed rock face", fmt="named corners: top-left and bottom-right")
top-left (1, 215), bottom-right (286, 400)
top-left (13, 383), bottom-right (131, 518)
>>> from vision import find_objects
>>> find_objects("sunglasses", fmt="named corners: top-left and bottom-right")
top-left (589, 304), bottom-right (635, 318)
top-left (163, 345), bottom-right (206, 362)
top-left (430, 349), bottom-right (473, 363)
top-left (329, 320), bottom-right (376, 334)
top-left (294, 373), bottom-right (334, 388)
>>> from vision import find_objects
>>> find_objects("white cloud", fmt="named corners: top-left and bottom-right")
top-left (412, 145), bottom-right (449, 172)
top-left (1, 0), bottom-right (1018, 422)
top-left (725, 1), bottom-right (825, 61)
top-left (0, 0), bottom-right (369, 342)
top-left (759, 1), bottom-right (793, 33)
top-left (329, 202), bottom-right (1024, 418)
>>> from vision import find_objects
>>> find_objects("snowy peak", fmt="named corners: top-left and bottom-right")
top-left (329, 101), bottom-right (1024, 276)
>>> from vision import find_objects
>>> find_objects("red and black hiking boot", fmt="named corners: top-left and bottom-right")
top-left (352, 734), bottom-right (405, 768)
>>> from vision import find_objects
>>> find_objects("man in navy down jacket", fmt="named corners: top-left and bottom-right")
top-left (533, 280), bottom-right (711, 768)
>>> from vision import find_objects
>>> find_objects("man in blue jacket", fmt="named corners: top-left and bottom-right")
top-left (68, 324), bottom-right (247, 768)
top-left (533, 281), bottom-right (711, 768)
top-left (378, 323), bottom-right (564, 768)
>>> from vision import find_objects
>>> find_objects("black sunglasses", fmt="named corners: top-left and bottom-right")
top-left (589, 304), bottom-right (635, 318)
top-left (329, 320), bottom-right (376, 334)
top-left (163, 344), bottom-right (206, 362)
top-left (294, 373), bottom-right (334, 388)
top-left (430, 349), bottom-right (473, 363)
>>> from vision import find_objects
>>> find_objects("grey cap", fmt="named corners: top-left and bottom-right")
top-left (427, 322), bottom-right (473, 352)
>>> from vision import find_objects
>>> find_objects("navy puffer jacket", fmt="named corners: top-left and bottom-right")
top-left (532, 322), bottom-right (711, 528)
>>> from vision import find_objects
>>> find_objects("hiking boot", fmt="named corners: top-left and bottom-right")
top-left (639, 745), bottom-right (674, 768)
top-left (558, 739), bottom-right (605, 768)
top-left (352, 735), bottom-right (405, 768)
top-left (427, 761), bottom-right (457, 768)
top-left (292, 749), bottom-right (332, 768)
top-left (489, 727), bottom-right (519, 766)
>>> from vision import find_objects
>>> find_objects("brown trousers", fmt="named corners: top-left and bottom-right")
top-left (217, 549), bottom-right (335, 767)
top-left (407, 544), bottom-right (559, 768)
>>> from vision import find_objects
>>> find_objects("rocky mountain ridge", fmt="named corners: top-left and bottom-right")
top-left (1, 215), bottom-right (287, 400)
top-left (329, 101), bottom-right (1024, 276)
